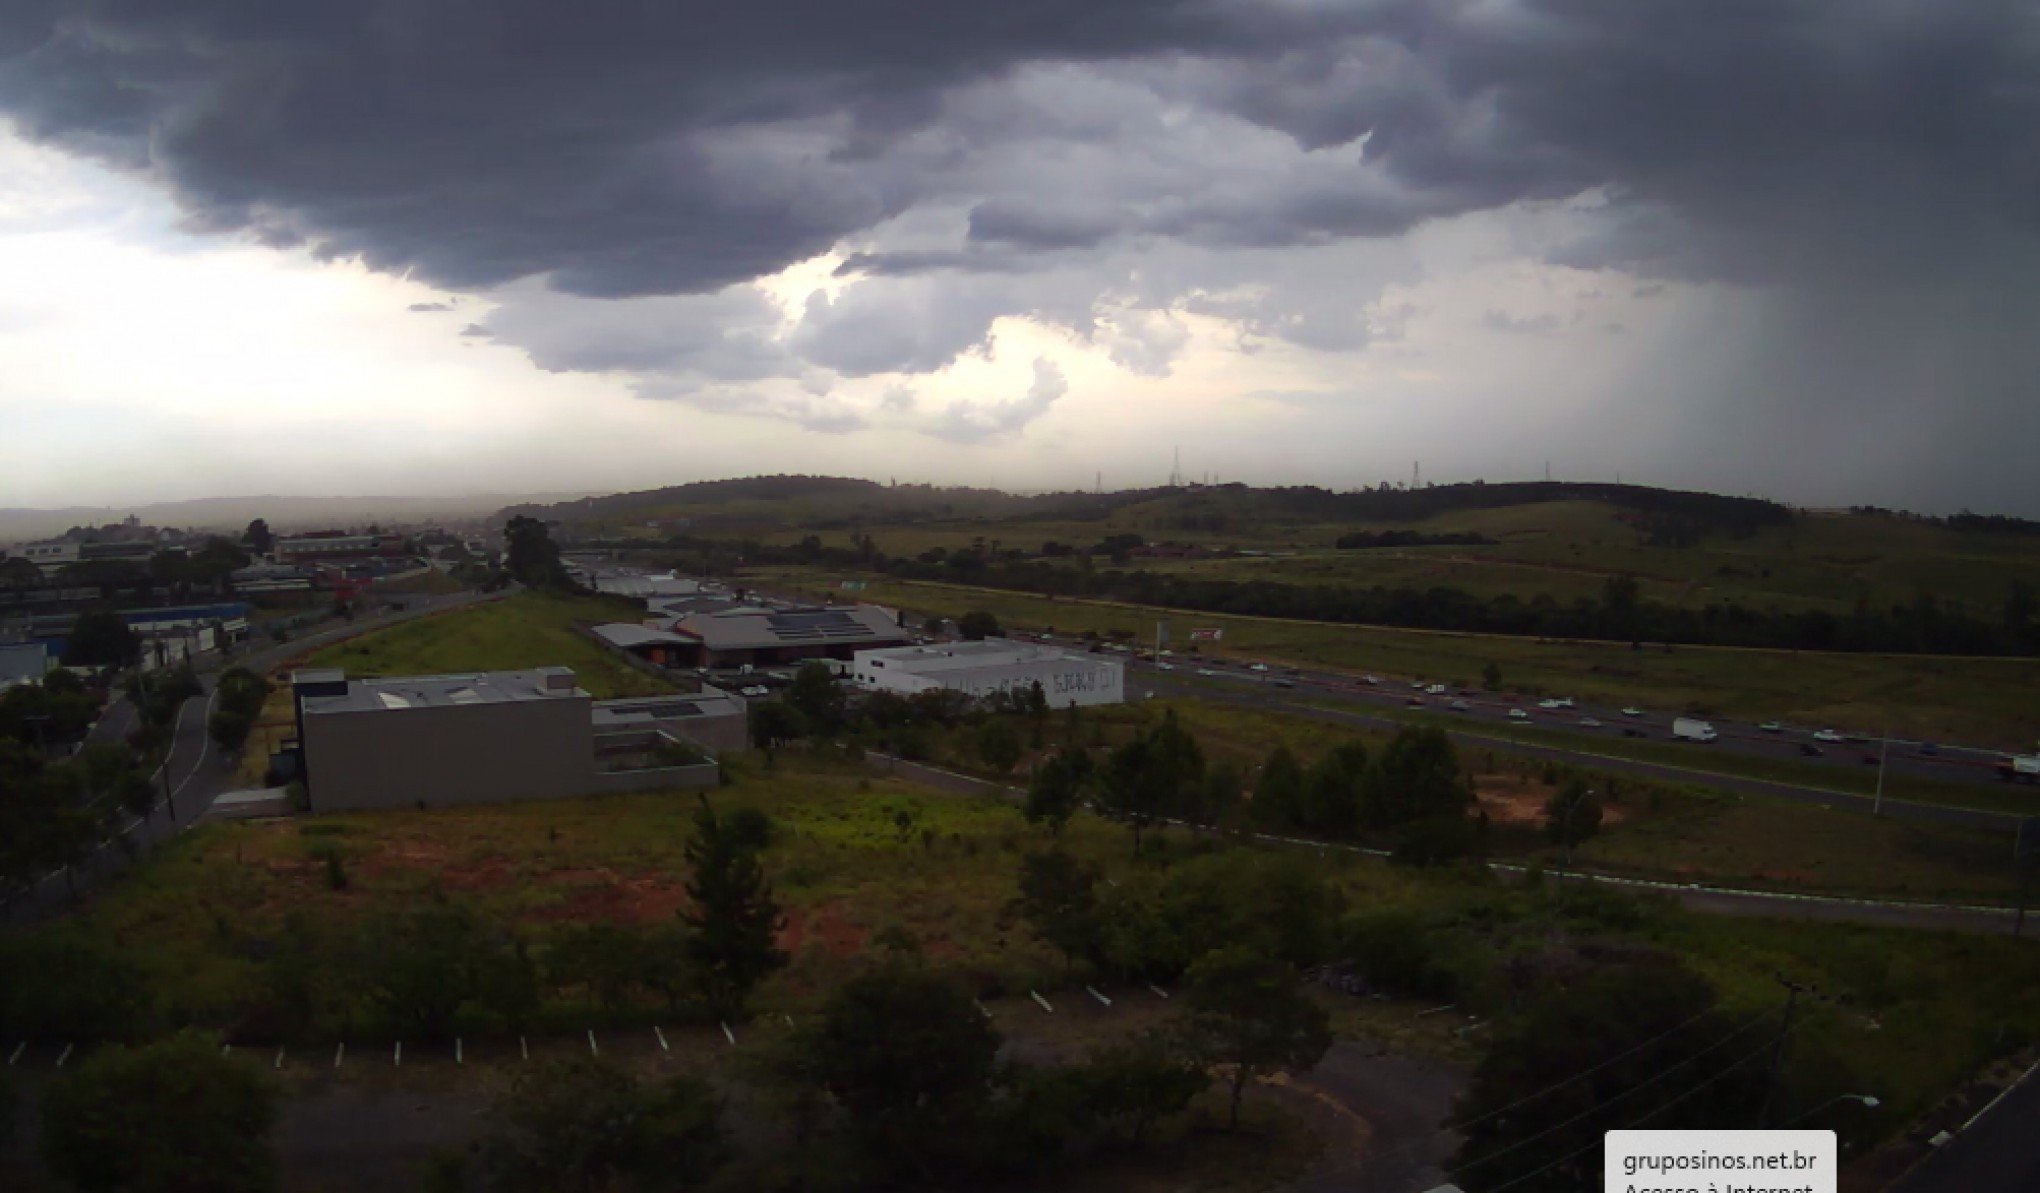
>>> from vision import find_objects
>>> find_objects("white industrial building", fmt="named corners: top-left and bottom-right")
top-left (851, 639), bottom-right (1124, 708)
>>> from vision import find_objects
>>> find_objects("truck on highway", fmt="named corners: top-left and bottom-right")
top-left (1672, 717), bottom-right (1719, 743)
top-left (1998, 745), bottom-right (2040, 784)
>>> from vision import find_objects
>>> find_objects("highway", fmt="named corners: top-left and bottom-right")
top-left (6, 588), bottom-right (502, 923)
top-left (1005, 633), bottom-right (2033, 832)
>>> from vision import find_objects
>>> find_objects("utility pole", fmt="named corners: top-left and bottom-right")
top-left (1759, 976), bottom-right (1812, 1129)
top-left (1872, 731), bottom-right (1890, 816)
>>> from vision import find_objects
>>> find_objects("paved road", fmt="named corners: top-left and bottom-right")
top-left (1131, 670), bottom-right (2025, 833)
top-left (1891, 1060), bottom-right (2040, 1193)
top-left (996, 625), bottom-right (2038, 797)
top-left (6, 588), bottom-right (502, 923)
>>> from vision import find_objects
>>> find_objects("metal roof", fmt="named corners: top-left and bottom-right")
top-left (300, 668), bottom-right (589, 714)
top-left (671, 603), bottom-right (908, 651)
top-left (591, 623), bottom-right (692, 649)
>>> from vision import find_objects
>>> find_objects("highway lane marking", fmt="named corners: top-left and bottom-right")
top-left (167, 685), bottom-right (221, 810)
top-left (1961, 1057), bottom-right (2040, 1134)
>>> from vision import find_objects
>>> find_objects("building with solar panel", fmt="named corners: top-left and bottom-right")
top-left (664, 603), bottom-right (911, 669)
top-left (851, 639), bottom-right (1125, 708)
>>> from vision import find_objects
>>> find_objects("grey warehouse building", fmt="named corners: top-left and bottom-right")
top-left (851, 639), bottom-right (1125, 708)
top-left (290, 666), bottom-right (731, 812)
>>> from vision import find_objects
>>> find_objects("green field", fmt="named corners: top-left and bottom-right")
top-left (756, 569), bottom-right (2040, 749)
top-left (303, 591), bottom-right (673, 699)
top-left (30, 752), bottom-right (2040, 1141)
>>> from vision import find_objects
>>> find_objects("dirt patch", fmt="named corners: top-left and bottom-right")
top-left (1474, 774), bottom-right (1630, 827)
top-left (779, 902), bottom-right (864, 958)
top-left (532, 869), bottom-right (690, 923)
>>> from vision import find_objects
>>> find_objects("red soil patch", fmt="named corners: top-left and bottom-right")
top-left (1474, 774), bottom-right (1631, 827)
top-left (780, 902), bottom-right (865, 958)
top-left (529, 869), bottom-right (689, 923)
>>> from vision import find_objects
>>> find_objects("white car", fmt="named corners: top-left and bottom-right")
top-left (1157, 662), bottom-right (1174, 671)
top-left (1621, 707), bottom-right (1644, 717)
top-left (1812, 728), bottom-right (1844, 743)
top-left (1426, 684), bottom-right (1448, 695)
top-left (741, 685), bottom-right (769, 697)
top-left (1508, 708), bottom-right (1530, 720)
top-left (1537, 698), bottom-right (1562, 710)
top-left (1449, 699), bottom-right (1470, 712)
top-left (1578, 717), bottom-right (1603, 728)
top-left (1554, 697), bottom-right (1575, 709)
top-left (1250, 663), bottom-right (1270, 672)
top-left (1196, 668), bottom-right (1215, 677)
top-left (1361, 675), bottom-right (1379, 685)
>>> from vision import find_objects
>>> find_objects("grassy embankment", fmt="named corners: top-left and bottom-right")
top-left (751, 567), bottom-right (2040, 752)
top-left (38, 751), bottom-right (2040, 1139)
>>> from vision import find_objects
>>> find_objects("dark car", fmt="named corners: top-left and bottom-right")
top-left (1799, 743), bottom-right (1824, 757)
top-left (1917, 742), bottom-right (1940, 757)
top-left (1622, 727), bottom-right (1644, 738)
top-left (1271, 678), bottom-right (1297, 688)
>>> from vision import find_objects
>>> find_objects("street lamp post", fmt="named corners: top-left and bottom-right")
top-left (1785, 1093), bottom-right (1879, 1130)
top-left (1873, 731), bottom-right (1890, 816)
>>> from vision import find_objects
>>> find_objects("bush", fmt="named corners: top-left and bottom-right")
top-left (41, 1031), bottom-right (278, 1193)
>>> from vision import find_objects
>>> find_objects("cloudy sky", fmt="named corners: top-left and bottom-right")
top-left (2, 1), bottom-right (2037, 514)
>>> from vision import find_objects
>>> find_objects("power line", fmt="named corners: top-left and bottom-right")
top-left (1487, 1036), bottom-right (1779, 1192)
top-left (1452, 1009), bottom-right (1783, 1179)
top-left (1318, 1001), bottom-right (1734, 1181)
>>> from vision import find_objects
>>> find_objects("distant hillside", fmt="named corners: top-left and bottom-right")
top-left (0, 492), bottom-right (589, 541)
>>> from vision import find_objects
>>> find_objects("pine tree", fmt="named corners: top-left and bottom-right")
top-left (682, 797), bottom-right (786, 1021)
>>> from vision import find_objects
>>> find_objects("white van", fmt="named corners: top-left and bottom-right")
top-left (1672, 717), bottom-right (1718, 743)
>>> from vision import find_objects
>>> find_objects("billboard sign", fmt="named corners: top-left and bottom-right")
top-left (1189, 627), bottom-right (1223, 642)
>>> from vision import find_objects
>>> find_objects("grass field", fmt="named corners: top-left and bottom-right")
top-left (302, 591), bottom-right (673, 699)
top-left (754, 569), bottom-right (2040, 749)
top-left (36, 752), bottom-right (2040, 1139)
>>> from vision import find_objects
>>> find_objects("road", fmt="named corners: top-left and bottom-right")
top-left (1891, 1060), bottom-right (2040, 1193)
top-left (1074, 649), bottom-right (2026, 832)
top-left (981, 624), bottom-right (2036, 795)
top-left (7, 588), bottom-right (502, 923)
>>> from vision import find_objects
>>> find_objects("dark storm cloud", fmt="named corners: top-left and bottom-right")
top-left (4, 3), bottom-right (2034, 298)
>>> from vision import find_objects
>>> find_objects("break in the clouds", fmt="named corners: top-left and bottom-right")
top-left (1, 1), bottom-right (2038, 512)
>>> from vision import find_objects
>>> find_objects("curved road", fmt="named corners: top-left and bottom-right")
top-left (8, 588), bottom-right (503, 923)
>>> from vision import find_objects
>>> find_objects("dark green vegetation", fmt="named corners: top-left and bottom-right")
top-left (39, 1031), bottom-right (279, 1193)
top-left (479, 1057), bottom-right (727, 1192)
top-left (206, 667), bottom-right (272, 757)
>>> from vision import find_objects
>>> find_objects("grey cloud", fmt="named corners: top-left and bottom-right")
top-left (407, 301), bottom-right (452, 312)
top-left (928, 358), bottom-right (1068, 444)
top-left (1482, 309), bottom-right (1561, 335)
top-left (458, 323), bottom-right (490, 337)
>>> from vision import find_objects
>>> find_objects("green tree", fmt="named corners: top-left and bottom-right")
top-left (62, 609), bottom-right (140, 669)
top-left (682, 797), bottom-right (786, 1021)
top-left (362, 902), bottom-right (500, 1041)
top-left (243, 518), bottom-right (273, 555)
top-left (747, 700), bottom-right (805, 759)
top-left (1300, 740), bottom-right (1369, 839)
top-left (482, 1057), bottom-right (726, 1193)
top-left (801, 961), bottom-right (1002, 1179)
top-left (503, 515), bottom-right (570, 590)
top-left (40, 1031), bottom-right (278, 1193)
top-left (1252, 743), bottom-right (1305, 829)
top-left (1181, 947), bottom-right (1332, 1129)
top-left (1024, 743), bottom-right (1092, 835)
top-left (1365, 725), bottom-right (1473, 829)
top-left (783, 661), bottom-right (845, 735)
top-left (1451, 961), bottom-right (1766, 1193)
top-left (1099, 710), bottom-right (1204, 853)
top-left (1543, 777), bottom-right (1603, 862)
top-left (957, 610), bottom-right (1002, 640)
top-left (1012, 848), bottom-right (1103, 973)
top-left (1074, 1032), bottom-right (1207, 1146)
top-left (975, 715), bottom-right (1023, 773)
top-left (1602, 573), bottom-right (1642, 639)
top-left (1481, 660), bottom-right (1503, 690)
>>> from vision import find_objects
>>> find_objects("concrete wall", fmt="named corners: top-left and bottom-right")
top-left (302, 695), bottom-right (596, 812)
